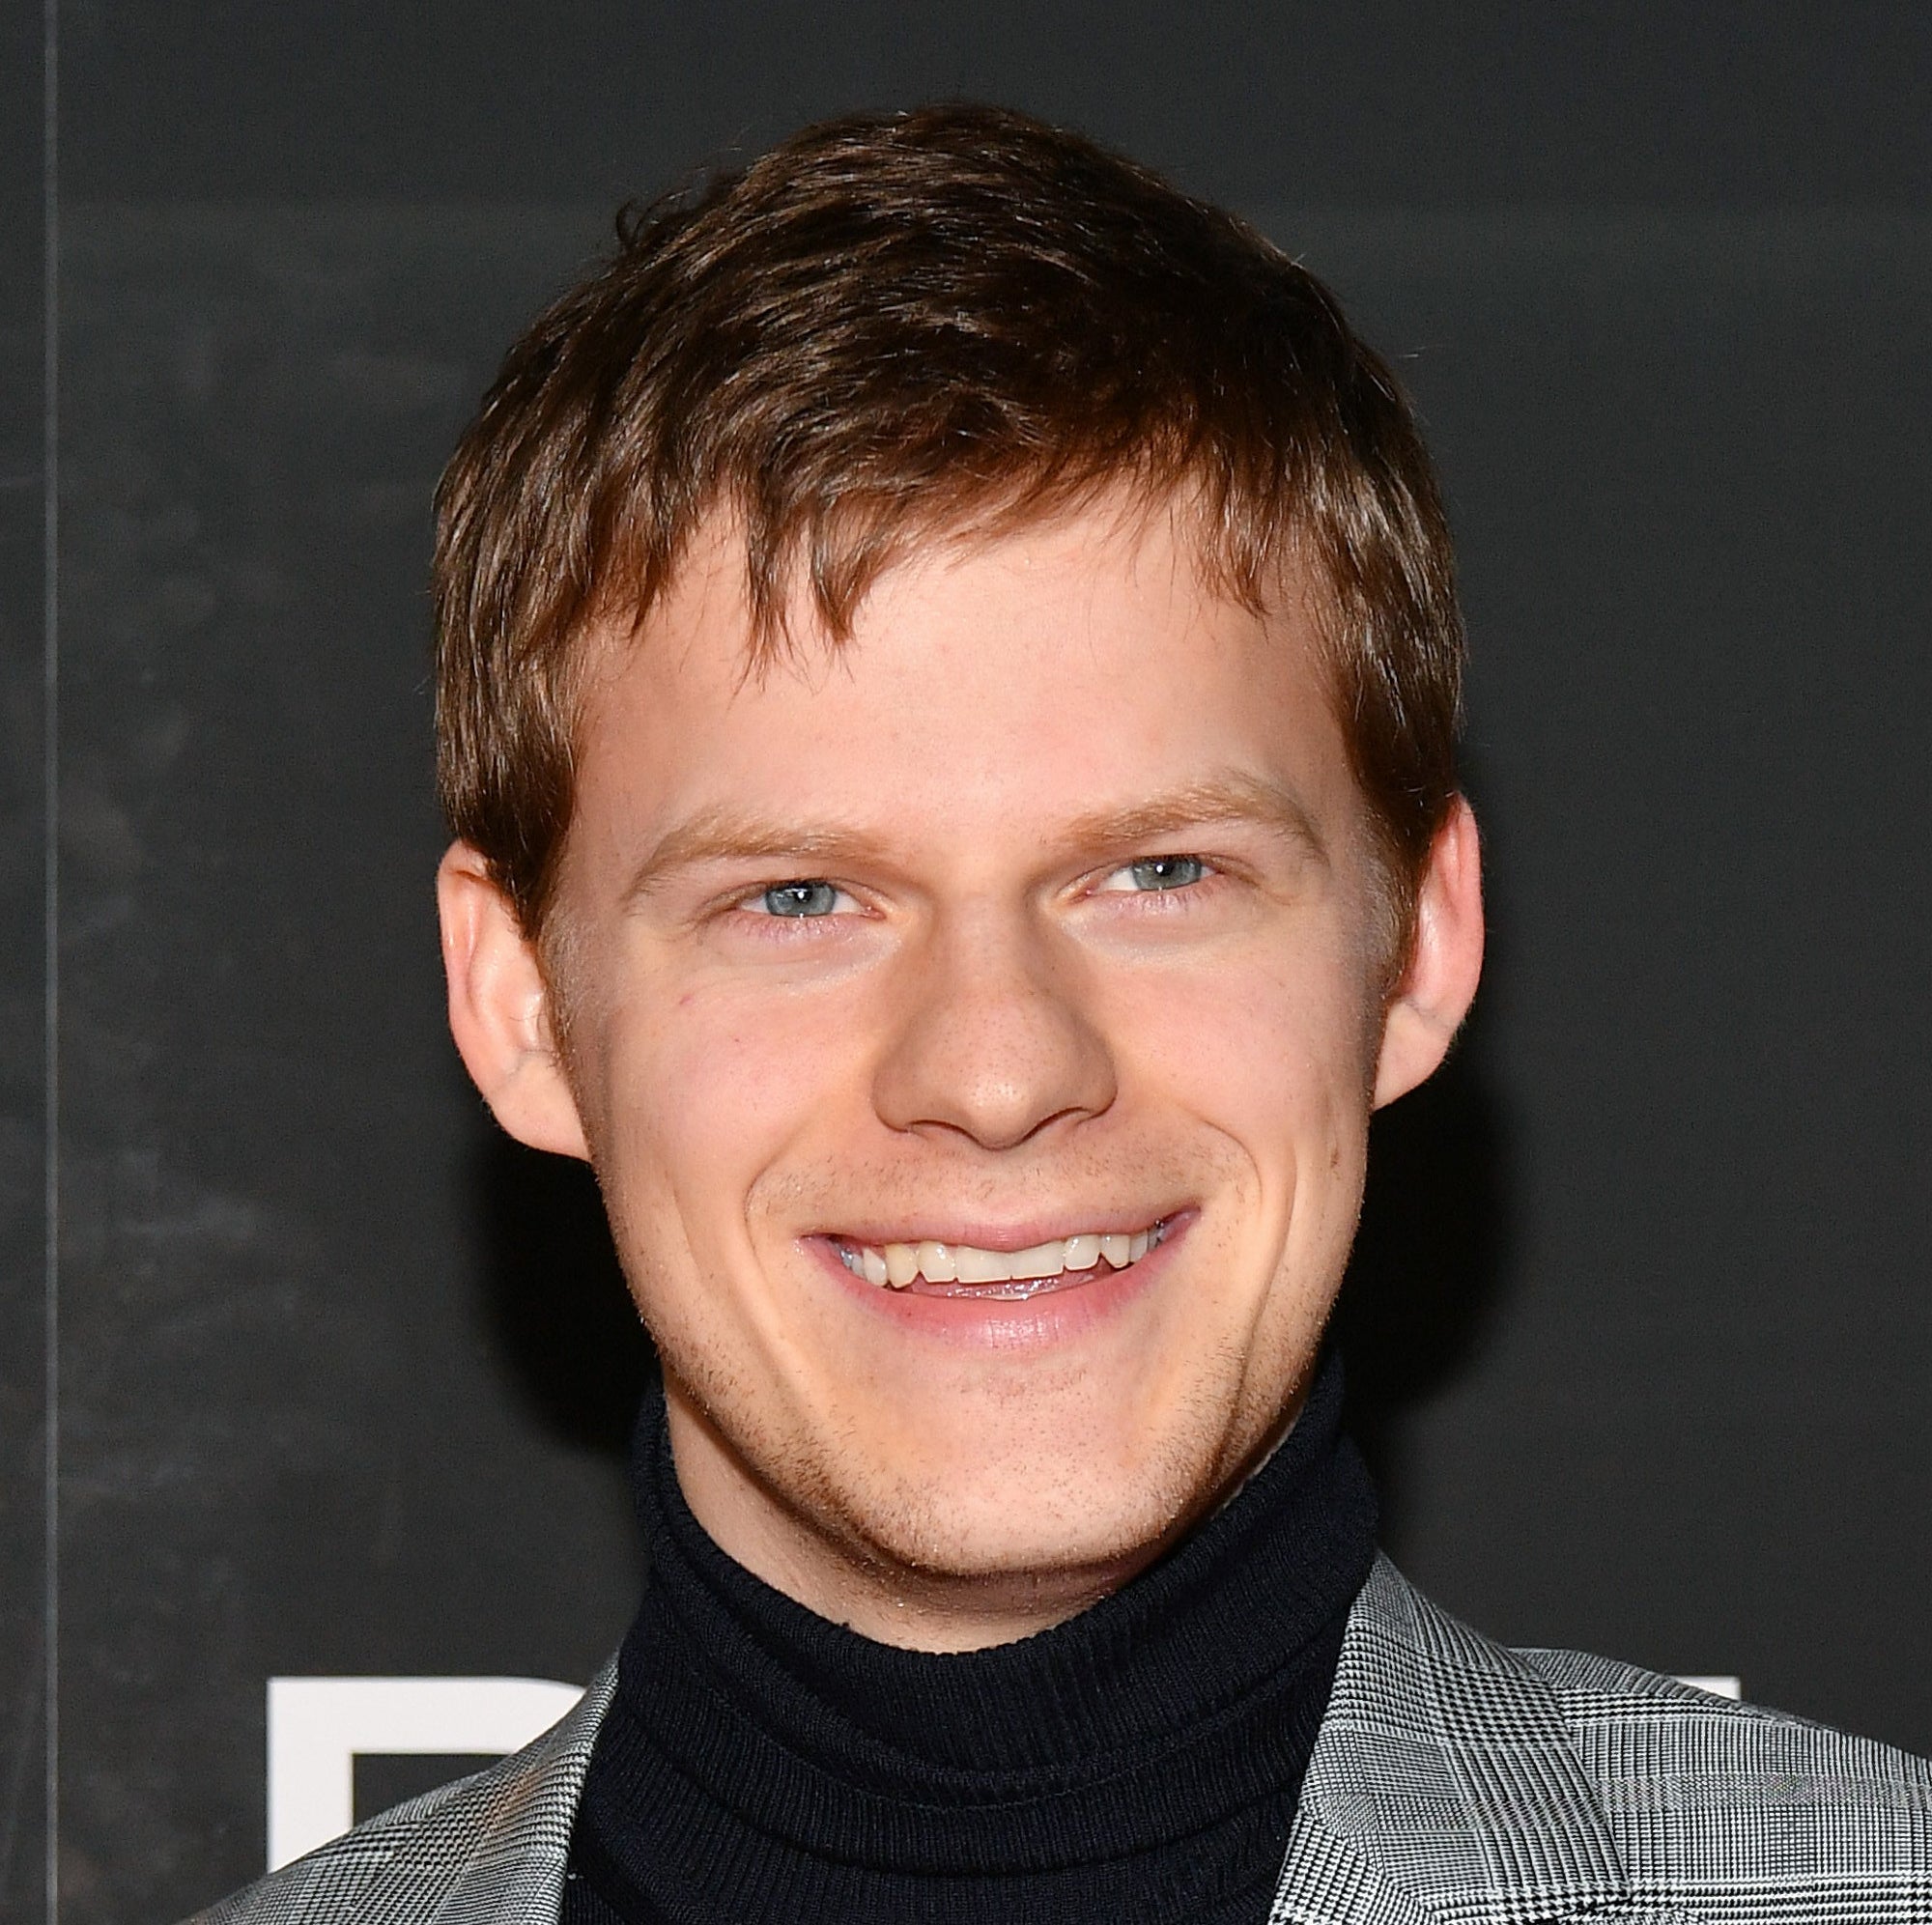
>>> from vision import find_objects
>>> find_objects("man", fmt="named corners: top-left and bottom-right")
top-left (197, 103), bottom-right (1930, 1924)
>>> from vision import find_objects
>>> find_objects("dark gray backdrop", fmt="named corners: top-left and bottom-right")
top-left (6, 7), bottom-right (1931, 1921)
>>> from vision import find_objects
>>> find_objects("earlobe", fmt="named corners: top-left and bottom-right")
top-left (1372, 797), bottom-right (1485, 1110)
top-left (436, 841), bottom-right (591, 1159)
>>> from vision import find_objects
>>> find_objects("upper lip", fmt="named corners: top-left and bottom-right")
top-left (814, 1209), bottom-right (1185, 1252)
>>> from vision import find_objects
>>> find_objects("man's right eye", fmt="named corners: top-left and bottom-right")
top-left (754, 881), bottom-right (844, 918)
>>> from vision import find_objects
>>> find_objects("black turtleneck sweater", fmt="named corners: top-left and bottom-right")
top-left (561, 1353), bottom-right (1377, 1925)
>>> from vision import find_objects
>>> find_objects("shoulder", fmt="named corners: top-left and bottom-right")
top-left (182, 1668), bottom-right (617, 1925)
top-left (1517, 1637), bottom-right (1932, 1878)
top-left (1294, 1558), bottom-right (1932, 1921)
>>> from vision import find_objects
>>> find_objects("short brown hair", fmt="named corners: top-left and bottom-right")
top-left (434, 103), bottom-right (1463, 958)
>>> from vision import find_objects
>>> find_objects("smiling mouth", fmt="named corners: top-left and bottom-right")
top-left (830, 1220), bottom-right (1174, 1298)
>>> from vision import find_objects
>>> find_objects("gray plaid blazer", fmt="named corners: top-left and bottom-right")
top-left (191, 1557), bottom-right (1932, 1924)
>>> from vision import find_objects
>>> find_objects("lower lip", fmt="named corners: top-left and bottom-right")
top-left (808, 1215), bottom-right (1191, 1350)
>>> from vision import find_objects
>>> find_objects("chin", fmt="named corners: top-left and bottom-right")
top-left (823, 1410), bottom-right (1223, 1588)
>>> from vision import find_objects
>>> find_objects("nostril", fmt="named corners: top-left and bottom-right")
top-left (899, 1097), bottom-right (1103, 1155)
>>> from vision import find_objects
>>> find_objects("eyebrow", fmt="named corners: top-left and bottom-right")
top-left (623, 772), bottom-right (1326, 900)
top-left (623, 811), bottom-right (897, 900)
top-left (1055, 774), bottom-right (1328, 866)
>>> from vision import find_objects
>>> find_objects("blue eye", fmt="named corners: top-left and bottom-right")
top-left (760, 881), bottom-right (841, 918)
top-left (1125, 856), bottom-right (1207, 891)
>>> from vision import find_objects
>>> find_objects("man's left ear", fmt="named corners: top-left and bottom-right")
top-left (1373, 796), bottom-right (1485, 1109)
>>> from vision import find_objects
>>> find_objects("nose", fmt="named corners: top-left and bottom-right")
top-left (871, 913), bottom-right (1117, 1151)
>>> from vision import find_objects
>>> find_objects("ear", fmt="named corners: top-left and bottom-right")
top-left (437, 840), bottom-right (590, 1159)
top-left (1373, 796), bottom-right (1485, 1109)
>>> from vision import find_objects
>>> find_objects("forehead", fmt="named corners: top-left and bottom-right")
top-left (567, 494), bottom-right (1364, 869)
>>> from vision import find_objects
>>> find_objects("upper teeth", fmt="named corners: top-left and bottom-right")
top-left (838, 1225), bottom-right (1165, 1289)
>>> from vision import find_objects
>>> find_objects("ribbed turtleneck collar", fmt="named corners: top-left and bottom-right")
top-left (564, 1352), bottom-right (1377, 1925)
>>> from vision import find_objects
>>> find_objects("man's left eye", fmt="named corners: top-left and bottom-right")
top-left (754, 880), bottom-right (847, 917)
top-left (1097, 856), bottom-right (1211, 892)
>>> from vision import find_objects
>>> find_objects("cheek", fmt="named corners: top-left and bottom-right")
top-left (590, 972), bottom-right (869, 1237)
top-left (1113, 941), bottom-right (1378, 1163)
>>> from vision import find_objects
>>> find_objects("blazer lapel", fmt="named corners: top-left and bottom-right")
top-left (343, 1662), bottom-right (618, 1925)
top-left (1271, 1557), bottom-right (1631, 1925)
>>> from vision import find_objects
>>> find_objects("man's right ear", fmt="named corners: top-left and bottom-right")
top-left (436, 841), bottom-right (591, 1160)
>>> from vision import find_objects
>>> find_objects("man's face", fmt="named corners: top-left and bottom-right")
top-left (510, 496), bottom-right (1430, 1640)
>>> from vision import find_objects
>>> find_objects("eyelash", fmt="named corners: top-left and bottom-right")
top-left (1092, 855), bottom-right (1218, 896)
top-left (715, 882), bottom-right (869, 945)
